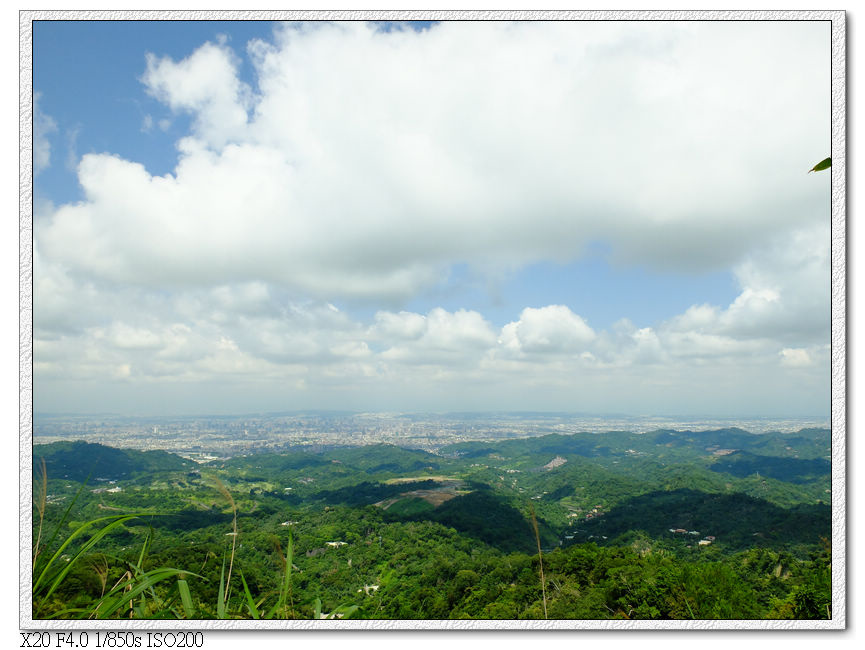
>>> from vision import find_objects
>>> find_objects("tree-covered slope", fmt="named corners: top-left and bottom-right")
top-left (34, 440), bottom-right (193, 481)
top-left (31, 427), bottom-right (833, 621)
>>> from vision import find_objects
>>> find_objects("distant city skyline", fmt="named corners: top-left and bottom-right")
top-left (33, 411), bottom-right (831, 460)
top-left (32, 19), bottom-right (832, 417)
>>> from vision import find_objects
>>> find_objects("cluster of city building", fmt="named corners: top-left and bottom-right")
top-left (33, 412), bottom-right (829, 461)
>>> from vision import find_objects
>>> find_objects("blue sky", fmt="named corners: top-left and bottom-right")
top-left (31, 19), bottom-right (831, 416)
top-left (34, 21), bottom-right (278, 203)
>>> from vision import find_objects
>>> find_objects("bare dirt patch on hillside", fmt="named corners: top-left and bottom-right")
top-left (376, 479), bottom-right (470, 509)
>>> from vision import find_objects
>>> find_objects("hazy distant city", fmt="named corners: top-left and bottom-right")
top-left (32, 412), bottom-right (830, 461)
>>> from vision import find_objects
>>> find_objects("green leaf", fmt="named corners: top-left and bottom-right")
top-left (329, 604), bottom-right (359, 619)
top-left (809, 157), bottom-right (831, 172)
top-left (34, 512), bottom-right (156, 600)
top-left (265, 532), bottom-right (295, 619)
top-left (177, 578), bottom-right (196, 619)
top-left (96, 567), bottom-right (199, 619)
top-left (280, 533), bottom-right (294, 615)
top-left (238, 571), bottom-right (260, 620)
top-left (217, 557), bottom-right (226, 619)
top-left (134, 529), bottom-right (151, 576)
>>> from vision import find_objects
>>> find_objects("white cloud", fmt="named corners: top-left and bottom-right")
top-left (423, 308), bottom-right (498, 351)
top-left (34, 93), bottom-right (57, 174)
top-left (64, 125), bottom-right (80, 173)
top-left (720, 224), bottom-right (831, 343)
top-left (499, 305), bottom-right (595, 356)
top-left (32, 275), bottom-right (829, 414)
top-left (36, 21), bottom-right (829, 301)
top-left (592, 320), bottom-right (667, 367)
top-left (372, 311), bottom-right (427, 341)
top-left (142, 41), bottom-right (251, 149)
top-left (102, 322), bottom-right (163, 350)
top-left (32, 21), bottom-right (831, 415)
top-left (378, 308), bottom-right (497, 365)
top-left (780, 347), bottom-right (813, 368)
top-left (660, 222), bottom-right (830, 348)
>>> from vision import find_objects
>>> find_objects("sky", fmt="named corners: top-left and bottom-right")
top-left (30, 19), bottom-right (832, 417)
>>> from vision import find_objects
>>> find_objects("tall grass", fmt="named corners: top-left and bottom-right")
top-left (32, 467), bottom-right (359, 620)
top-left (239, 532), bottom-right (296, 619)
top-left (31, 464), bottom-right (202, 620)
top-left (211, 476), bottom-right (237, 617)
top-left (33, 458), bottom-right (48, 564)
top-left (32, 509), bottom-right (202, 619)
top-left (529, 504), bottom-right (548, 619)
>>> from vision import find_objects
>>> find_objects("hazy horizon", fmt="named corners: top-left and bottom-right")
top-left (33, 409), bottom-right (830, 431)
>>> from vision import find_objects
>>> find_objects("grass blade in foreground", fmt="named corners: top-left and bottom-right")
top-left (177, 578), bottom-right (196, 619)
top-left (33, 513), bottom-right (155, 602)
top-left (95, 568), bottom-right (203, 619)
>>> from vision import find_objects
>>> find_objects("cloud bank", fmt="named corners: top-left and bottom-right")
top-left (33, 21), bottom-right (831, 415)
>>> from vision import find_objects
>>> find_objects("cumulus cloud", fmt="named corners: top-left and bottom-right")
top-left (499, 305), bottom-right (595, 356)
top-left (33, 277), bottom-right (830, 414)
top-left (36, 21), bottom-right (829, 300)
top-left (377, 308), bottom-right (497, 365)
top-left (591, 319), bottom-right (667, 367)
top-left (372, 311), bottom-right (428, 341)
top-left (661, 222), bottom-right (830, 350)
top-left (32, 21), bottom-right (831, 415)
top-left (142, 41), bottom-right (252, 148)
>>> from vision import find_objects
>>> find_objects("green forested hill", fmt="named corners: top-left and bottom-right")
top-left (709, 451), bottom-right (830, 484)
top-left (34, 440), bottom-right (193, 481)
top-left (569, 488), bottom-right (830, 552)
top-left (439, 427), bottom-right (831, 466)
top-left (31, 428), bottom-right (833, 621)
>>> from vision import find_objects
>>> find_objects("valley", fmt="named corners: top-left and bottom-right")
top-left (31, 424), bottom-right (833, 621)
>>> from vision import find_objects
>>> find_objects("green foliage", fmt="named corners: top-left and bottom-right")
top-left (710, 451), bottom-right (829, 484)
top-left (32, 509), bottom-right (205, 620)
top-left (571, 488), bottom-right (829, 552)
top-left (809, 157), bottom-right (831, 172)
top-left (387, 488), bottom-right (540, 553)
top-left (33, 428), bottom-right (833, 621)
top-left (312, 479), bottom-right (439, 506)
top-left (34, 513), bottom-right (152, 603)
top-left (35, 441), bottom-right (192, 482)
top-left (383, 496), bottom-right (435, 517)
